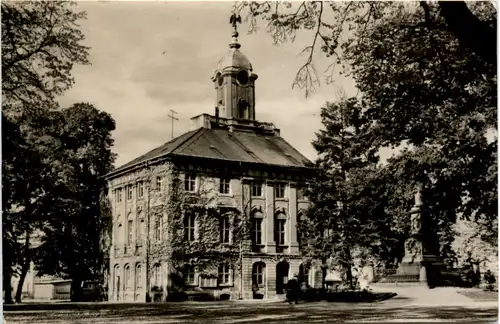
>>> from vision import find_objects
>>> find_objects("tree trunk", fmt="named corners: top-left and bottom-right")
top-left (438, 1), bottom-right (496, 65)
top-left (3, 262), bottom-right (14, 304)
top-left (70, 278), bottom-right (83, 302)
top-left (15, 229), bottom-right (31, 303)
top-left (15, 258), bottom-right (30, 303)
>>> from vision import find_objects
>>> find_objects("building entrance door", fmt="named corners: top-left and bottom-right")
top-left (276, 261), bottom-right (289, 294)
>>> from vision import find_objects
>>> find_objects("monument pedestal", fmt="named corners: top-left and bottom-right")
top-left (377, 185), bottom-right (444, 288)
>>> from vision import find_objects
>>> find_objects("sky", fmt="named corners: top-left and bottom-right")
top-left (58, 1), bottom-right (359, 168)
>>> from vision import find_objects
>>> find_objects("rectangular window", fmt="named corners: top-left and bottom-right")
top-left (184, 174), bottom-right (196, 192)
top-left (137, 181), bottom-right (144, 198)
top-left (252, 218), bottom-right (262, 245)
top-left (116, 188), bottom-right (123, 203)
top-left (127, 185), bottom-right (133, 200)
top-left (184, 265), bottom-right (196, 285)
top-left (252, 182), bottom-right (262, 197)
top-left (297, 188), bottom-right (305, 200)
top-left (218, 263), bottom-right (231, 285)
top-left (127, 220), bottom-right (133, 245)
top-left (276, 219), bottom-right (286, 245)
top-left (275, 183), bottom-right (286, 199)
top-left (156, 177), bottom-right (162, 192)
top-left (155, 216), bottom-right (162, 242)
top-left (220, 216), bottom-right (230, 243)
top-left (219, 178), bottom-right (231, 195)
top-left (153, 265), bottom-right (161, 287)
top-left (184, 214), bottom-right (196, 242)
top-left (253, 263), bottom-right (265, 286)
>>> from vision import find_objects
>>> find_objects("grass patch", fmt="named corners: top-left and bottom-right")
top-left (457, 290), bottom-right (498, 301)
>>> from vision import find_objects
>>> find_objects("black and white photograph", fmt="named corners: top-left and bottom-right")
top-left (2, 1), bottom-right (498, 323)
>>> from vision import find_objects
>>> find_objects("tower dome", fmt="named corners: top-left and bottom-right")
top-left (212, 14), bottom-right (258, 121)
top-left (216, 47), bottom-right (252, 73)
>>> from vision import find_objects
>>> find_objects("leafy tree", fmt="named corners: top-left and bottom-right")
top-left (245, 1), bottom-right (497, 279)
top-left (299, 99), bottom-right (397, 289)
top-left (2, 1), bottom-right (90, 303)
top-left (236, 1), bottom-right (496, 95)
top-left (35, 103), bottom-right (116, 302)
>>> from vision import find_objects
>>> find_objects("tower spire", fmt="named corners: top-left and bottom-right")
top-left (229, 13), bottom-right (242, 49)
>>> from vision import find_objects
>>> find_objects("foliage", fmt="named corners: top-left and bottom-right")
top-left (298, 100), bottom-right (399, 288)
top-left (35, 103), bottom-right (116, 301)
top-left (241, 1), bottom-right (497, 274)
top-left (145, 168), bottom-right (251, 286)
top-left (2, 1), bottom-right (90, 117)
top-left (1, 1), bottom-right (90, 303)
top-left (236, 1), bottom-right (496, 97)
top-left (483, 270), bottom-right (496, 291)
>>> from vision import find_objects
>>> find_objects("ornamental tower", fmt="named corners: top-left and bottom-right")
top-left (211, 14), bottom-right (258, 121)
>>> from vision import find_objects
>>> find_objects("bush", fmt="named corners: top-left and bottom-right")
top-left (483, 270), bottom-right (496, 291)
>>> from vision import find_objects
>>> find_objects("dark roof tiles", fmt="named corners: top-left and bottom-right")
top-left (111, 127), bottom-right (311, 176)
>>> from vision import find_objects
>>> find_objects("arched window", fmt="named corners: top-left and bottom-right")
top-left (124, 264), bottom-right (131, 288)
top-left (275, 212), bottom-right (287, 246)
top-left (113, 264), bottom-right (120, 299)
top-left (117, 223), bottom-right (123, 245)
top-left (136, 263), bottom-right (142, 288)
top-left (252, 262), bottom-right (266, 287)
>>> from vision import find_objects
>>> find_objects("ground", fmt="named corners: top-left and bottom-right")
top-left (3, 298), bottom-right (497, 324)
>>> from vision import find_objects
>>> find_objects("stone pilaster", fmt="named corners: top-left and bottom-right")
top-left (265, 182), bottom-right (275, 253)
top-left (288, 183), bottom-right (299, 254)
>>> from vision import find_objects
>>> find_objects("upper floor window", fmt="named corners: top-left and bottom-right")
top-left (137, 181), bottom-right (144, 198)
top-left (251, 217), bottom-right (263, 245)
top-left (127, 220), bottom-right (133, 246)
top-left (184, 174), bottom-right (196, 192)
top-left (184, 265), bottom-right (196, 285)
top-left (155, 216), bottom-right (162, 242)
top-left (184, 214), bottom-right (196, 242)
top-left (220, 215), bottom-right (230, 243)
top-left (156, 177), bottom-right (162, 192)
top-left (297, 188), bottom-right (305, 200)
top-left (275, 183), bottom-right (286, 199)
top-left (275, 213), bottom-right (287, 245)
top-left (218, 263), bottom-right (231, 285)
top-left (219, 178), bottom-right (231, 195)
top-left (252, 182), bottom-right (262, 197)
top-left (127, 185), bottom-right (133, 200)
top-left (116, 188), bottom-right (123, 203)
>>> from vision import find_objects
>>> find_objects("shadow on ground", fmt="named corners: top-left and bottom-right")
top-left (4, 301), bottom-right (498, 324)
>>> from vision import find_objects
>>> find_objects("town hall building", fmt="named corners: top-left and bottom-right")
top-left (106, 17), bottom-right (319, 302)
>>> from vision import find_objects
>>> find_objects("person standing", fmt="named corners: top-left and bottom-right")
top-left (286, 274), bottom-right (300, 304)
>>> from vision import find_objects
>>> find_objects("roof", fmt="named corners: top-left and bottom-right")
top-left (109, 127), bottom-right (312, 177)
top-left (216, 47), bottom-right (252, 72)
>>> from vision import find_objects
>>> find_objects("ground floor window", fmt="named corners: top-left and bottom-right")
top-left (184, 265), bottom-right (196, 285)
top-left (252, 262), bottom-right (266, 287)
top-left (218, 263), bottom-right (231, 285)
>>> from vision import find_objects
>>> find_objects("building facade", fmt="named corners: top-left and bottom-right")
top-left (106, 20), bottom-right (322, 302)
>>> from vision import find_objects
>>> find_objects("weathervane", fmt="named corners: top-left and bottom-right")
top-left (229, 13), bottom-right (242, 49)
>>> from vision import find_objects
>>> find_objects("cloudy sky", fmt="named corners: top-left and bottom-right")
top-left (59, 1), bottom-right (359, 168)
